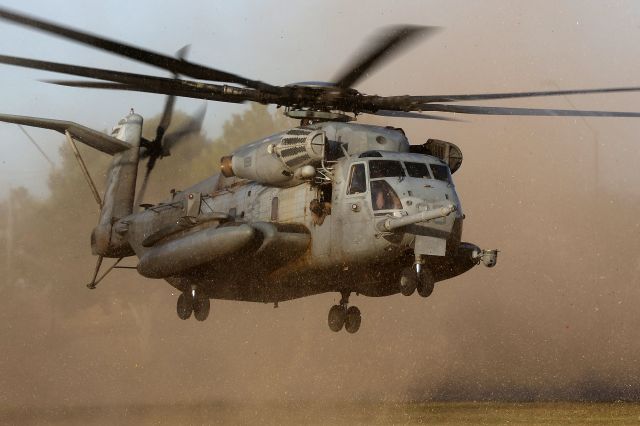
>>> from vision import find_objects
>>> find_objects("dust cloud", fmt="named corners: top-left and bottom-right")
top-left (1, 1), bottom-right (640, 416)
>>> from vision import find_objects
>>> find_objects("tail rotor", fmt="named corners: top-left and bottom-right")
top-left (135, 46), bottom-right (206, 206)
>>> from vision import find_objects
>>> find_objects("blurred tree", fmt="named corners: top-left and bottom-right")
top-left (0, 103), bottom-right (294, 324)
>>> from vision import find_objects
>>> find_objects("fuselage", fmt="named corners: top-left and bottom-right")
top-left (118, 122), bottom-right (481, 304)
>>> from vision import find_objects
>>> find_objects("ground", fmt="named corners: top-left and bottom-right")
top-left (2, 402), bottom-right (640, 425)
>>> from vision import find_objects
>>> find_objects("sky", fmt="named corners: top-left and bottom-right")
top-left (1, 1), bottom-right (640, 198)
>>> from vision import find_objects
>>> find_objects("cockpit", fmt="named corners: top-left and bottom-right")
top-left (346, 155), bottom-right (454, 212)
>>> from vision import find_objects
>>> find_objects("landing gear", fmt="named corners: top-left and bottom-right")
top-left (328, 305), bottom-right (346, 332)
top-left (328, 291), bottom-right (361, 333)
top-left (400, 267), bottom-right (417, 296)
top-left (345, 306), bottom-right (361, 334)
top-left (416, 269), bottom-right (435, 298)
top-left (176, 286), bottom-right (210, 321)
top-left (400, 262), bottom-right (436, 298)
top-left (177, 293), bottom-right (193, 320)
top-left (193, 297), bottom-right (210, 322)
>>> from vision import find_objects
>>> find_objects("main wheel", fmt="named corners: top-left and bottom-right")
top-left (416, 270), bottom-right (435, 298)
top-left (193, 297), bottom-right (211, 321)
top-left (400, 267), bottom-right (417, 296)
top-left (328, 305), bottom-right (346, 332)
top-left (177, 293), bottom-right (193, 320)
top-left (344, 306), bottom-right (361, 334)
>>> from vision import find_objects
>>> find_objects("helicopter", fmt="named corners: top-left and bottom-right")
top-left (1, 8), bottom-right (640, 333)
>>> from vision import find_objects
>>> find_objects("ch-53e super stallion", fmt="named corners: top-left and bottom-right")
top-left (2, 8), bottom-right (640, 333)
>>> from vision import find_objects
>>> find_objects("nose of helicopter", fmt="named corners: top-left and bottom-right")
top-left (393, 181), bottom-right (464, 256)
top-left (400, 178), bottom-right (462, 218)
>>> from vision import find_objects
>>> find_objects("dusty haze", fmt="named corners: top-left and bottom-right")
top-left (1, 1), bottom-right (640, 411)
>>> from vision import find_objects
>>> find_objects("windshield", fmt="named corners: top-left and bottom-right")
top-left (369, 160), bottom-right (405, 179)
top-left (430, 163), bottom-right (452, 184)
top-left (404, 162), bottom-right (431, 179)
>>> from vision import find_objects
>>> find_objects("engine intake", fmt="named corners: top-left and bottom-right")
top-left (220, 128), bottom-right (326, 186)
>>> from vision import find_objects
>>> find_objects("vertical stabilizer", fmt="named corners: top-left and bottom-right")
top-left (91, 112), bottom-right (143, 257)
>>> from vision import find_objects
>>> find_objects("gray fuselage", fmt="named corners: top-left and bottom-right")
top-left (120, 123), bottom-right (480, 303)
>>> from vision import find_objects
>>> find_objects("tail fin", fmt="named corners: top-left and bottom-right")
top-left (0, 111), bottom-right (143, 257)
top-left (92, 112), bottom-right (143, 257)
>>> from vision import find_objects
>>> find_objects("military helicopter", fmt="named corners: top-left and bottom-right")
top-left (2, 8), bottom-right (640, 333)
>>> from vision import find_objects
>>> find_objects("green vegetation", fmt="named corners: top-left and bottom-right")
top-left (2, 402), bottom-right (640, 425)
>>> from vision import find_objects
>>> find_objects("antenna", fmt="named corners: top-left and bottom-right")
top-left (17, 124), bottom-right (55, 168)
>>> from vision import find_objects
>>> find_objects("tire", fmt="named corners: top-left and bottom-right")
top-left (328, 305), bottom-right (346, 332)
top-left (417, 270), bottom-right (435, 298)
top-left (400, 267), bottom-right (417, 296)
top-left (344, 306), bottom-right (361, 334)
top-left (177, 293), bottom-right (193, 320)
top-left (193, 297), bottom-right (211, 322)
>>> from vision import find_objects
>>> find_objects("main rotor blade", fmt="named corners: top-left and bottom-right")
top-left (402, 86), bottom-right (640, 103)
top-left (0, 7), bottom-right (280, 92)
top-left (333, 25), bottom-right (438, 89)
top-left (418, 104), bottom-right (640, 118)
top-left (370, 109), bottom-right (461, 121)
top-left (43, 80), bottom-right (142, 90)
top-left (45, 79), bottom-right (239, 101)
top-left (0, 54), bottom-right (259, 104)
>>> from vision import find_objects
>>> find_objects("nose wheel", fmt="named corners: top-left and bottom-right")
top-left (400, 267), bottom-right (417, 296)
top-left (400, 264), bottom-right (435, 298)
top-left (328, 292), bottom-right (361, 333)
top-left (177, 293), bottom-right (193, 320)
top-left (193, 297), bottom-right (210, 321)
top-left (176, 287), bottom-right (210, 321)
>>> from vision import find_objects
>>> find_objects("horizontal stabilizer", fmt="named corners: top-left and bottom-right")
top-left (0, 113), bottom-right (131, 155)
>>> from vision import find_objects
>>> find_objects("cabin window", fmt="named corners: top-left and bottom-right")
top-left (430, 164), bottom-right (452, 184)
top-left (369, 160), bottom-right (405, 179)
top-left (370, 180), bottom-right (403, 211)
top-left (404, 162), bottom-right (431, 179)
top-left (347, 163), bottom-right (366, 195)
top-left (271, 197), bottom-right (279, 221)
top-left (325, 140), bottom-right (345, 161)
top-left (228, 207), bottom-right (237, 218)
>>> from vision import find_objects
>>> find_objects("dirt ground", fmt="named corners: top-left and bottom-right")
top-left (2, 402), bottom-right (640, 425)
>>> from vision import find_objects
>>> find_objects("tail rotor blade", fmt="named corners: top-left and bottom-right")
top-left (135, 159), bottom-right (154, 206)
top-left (162, 104), bottom-right (207, 155)
top-left (155, 95), bottom-right (175, 143)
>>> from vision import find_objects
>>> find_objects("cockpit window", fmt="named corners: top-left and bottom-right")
top-left (404, 162), bottom-right (431, 179)
top-left (347, 163), bottom-right (367, 194)
top-left (370, 180), bottom-right (403, 210)
top-left (430, 164), bottom-right (452, 184)
top-left (369, 160), bottom-right (405, 179)
top-left (359, 150), bottom-right (383, 158)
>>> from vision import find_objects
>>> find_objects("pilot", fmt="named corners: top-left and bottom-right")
top-left (375, 189), bottom-right (387, 210)
top-left (372, 183), bottom-right (402, 210)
